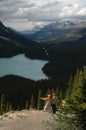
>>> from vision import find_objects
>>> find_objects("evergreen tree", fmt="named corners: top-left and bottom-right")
top-left (66, 75), bottom-right (73, 99)
top-left (25, 100), bottom-right (29, 110)
top-left (55, 88), bottom-right (60, 110)
top-left (66, 68), bottom-right (86, 129)
top-left (0, 94), bottom-right (6, 114)
top-left (30, 94), bottom-right (35, 109)
top-left (17, 105), bottom-right (20, 111)
top-left (6, 103), bottom-right (9, 112)
top-left (9, 104), bottom-right (12, 111)
top-left (37, 90), bottom-right (43, 110)
top-left (58, 88), bottom-right (63, 102)
top-left (83, 66), bottom-right (86, 79)
top-left (47, 68), bottom-right (86, 130)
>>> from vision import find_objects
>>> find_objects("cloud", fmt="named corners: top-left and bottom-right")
top-left (59, 3), bottom-right (78, 17)
top-left (0, 0), bottom-right (86, 31)
top-left (78, 8), bottom-right (86, 16)
top-left (42, 1), bottom-right (59, 9)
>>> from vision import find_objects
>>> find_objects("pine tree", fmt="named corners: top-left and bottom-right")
top-left (25, 100), bottom-right (29, 110)
top-left (55, 88), bottom-right (60, 110)
top-left (9, 104), bottom-right (12, 111)
top-left (37, 90), bottom-right (43, 110)
top-left (67, 68), bottom-right (86, 129)
top-left (65, 75), bottom-right (73, 99)
top-left (17, 105), bottom-right (20, 111)
top-left (30, 94), bottom-right (35, 109)
top-left (0, 94), bottom-right (6, 114)
top-left (77, 69), bottom-right (86, 130)
top-left (83, 66), bottom-right (86, 79)
top-left (71, 70), bottom-right (84, 106)
top-left (58, 88), bottom-right (63, 102)
top-left (6, 103), bottom-right (9, 112)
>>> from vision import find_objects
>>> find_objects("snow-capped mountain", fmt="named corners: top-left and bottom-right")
top-left (27, 20), bottom-right (86, 42)
top-left (32, 25), bottom-right (43, 32)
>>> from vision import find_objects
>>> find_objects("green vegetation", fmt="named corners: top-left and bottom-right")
top-left (46, 66), bottom-right (86, 130)
top-left (25, 100), bottom-right (29, 110)
top-left (0, 66), bottom-right (86, 129)
top-left (0, 21), bottom-right (86, 129)
top-left (37, 90), bottom-right (43, 110)
top-left (0, 20), bottom-right (86, 85)
top-left (1, 34), bottom-right (86, 85)
top-left (0, 75), bottom-right (58, 111)
top-left (64, 66), bottom-right (86, 129)
top-left (44, 114), bottom-right (77, 130)
top-left (30, 94), bottom-right (35, 109)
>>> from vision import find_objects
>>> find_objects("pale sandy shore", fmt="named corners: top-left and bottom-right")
top-left (0, 110), bottom-right (53, 130)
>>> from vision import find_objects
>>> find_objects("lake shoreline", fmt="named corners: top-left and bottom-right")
top-left (0, 54), bottom-right (48, 81)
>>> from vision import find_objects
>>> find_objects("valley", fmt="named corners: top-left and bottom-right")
top-left (0, 21), bottom-right (86, 84)
top-left (0, 1), bottom-right (86, 129)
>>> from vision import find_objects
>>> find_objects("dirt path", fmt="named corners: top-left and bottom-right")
top-left (0, 110), bottom-right (53, 130)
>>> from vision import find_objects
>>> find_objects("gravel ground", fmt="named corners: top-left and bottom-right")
top-left (0, 110), bottom-right (53, 130)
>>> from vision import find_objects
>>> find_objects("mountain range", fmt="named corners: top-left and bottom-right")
top-left (27, 21), bottom-right (86, 43)
top-left (0, 20), bottom-right (86, 83)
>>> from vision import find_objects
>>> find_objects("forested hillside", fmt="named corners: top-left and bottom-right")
top-left (0, 65), bottom-right (86, 129)
top-left (0, 75), bottom-right (58, 111)
top-left (0, 21), bottom-right (86, 129)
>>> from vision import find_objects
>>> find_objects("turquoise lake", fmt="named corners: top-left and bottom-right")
top-left (0, 54), bottom-right (48, 80)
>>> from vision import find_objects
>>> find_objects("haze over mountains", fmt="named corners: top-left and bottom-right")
top-left (27, 20), bottom-right (86, 43)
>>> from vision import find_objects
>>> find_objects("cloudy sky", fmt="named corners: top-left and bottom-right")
top-left (0, 0), bottom-right (86, 31)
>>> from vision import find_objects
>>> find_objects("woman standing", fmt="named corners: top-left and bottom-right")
top-left (41, 94), bottom-right (52, 112)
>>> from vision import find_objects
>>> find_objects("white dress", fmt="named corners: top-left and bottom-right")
top-left (44, 99), bottom-right (51, 111)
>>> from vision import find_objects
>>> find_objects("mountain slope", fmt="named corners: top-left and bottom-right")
top-left (0, 21), bottom-right (40, 57)
top-left (0, 21), bottom-right (86, 83)
top-left (0, 21), bottom-right (38, 46)
top-left (27, 21), bottom-right (86, 43)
